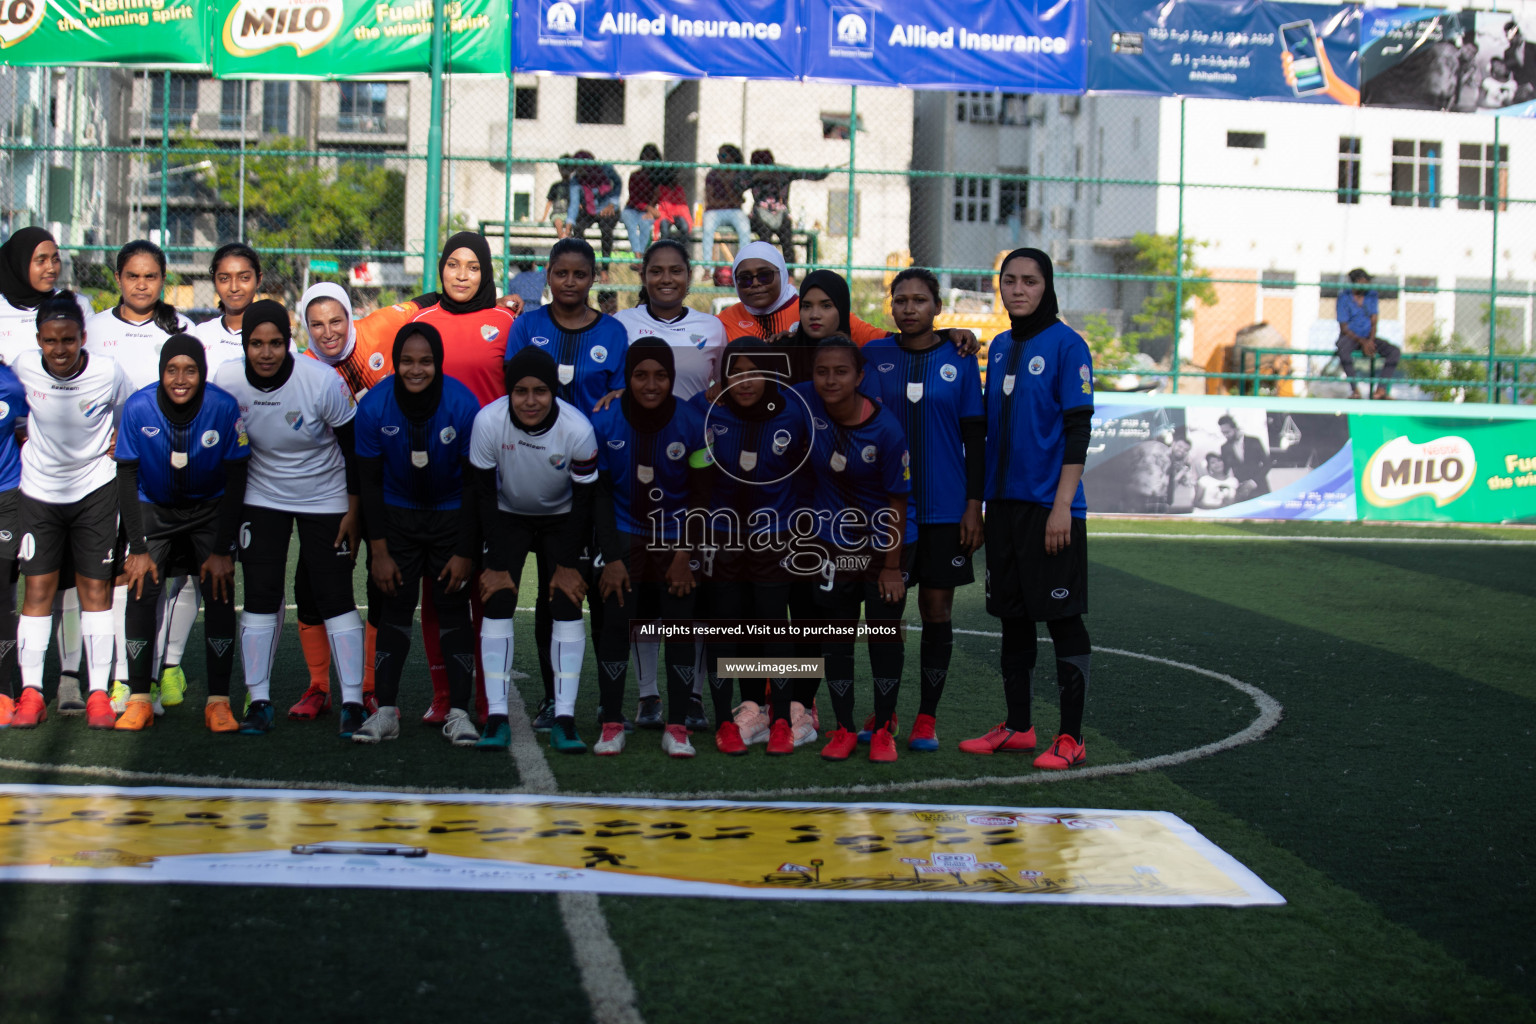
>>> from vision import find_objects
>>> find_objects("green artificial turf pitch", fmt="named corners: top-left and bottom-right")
top-left (0, 519), bottom-right (1531, 1024)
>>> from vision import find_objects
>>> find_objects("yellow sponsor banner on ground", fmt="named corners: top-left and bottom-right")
top-left (0, 785), bottom-right (1283, 906)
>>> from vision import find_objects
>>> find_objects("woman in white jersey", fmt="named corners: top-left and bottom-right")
top-left (213, 300), bottom-right (367, 739)
top-left (85, 240), bottom-right (196, 715)
top-left (612, 239), bottom-right (724, 729)
top-left (192, 243), bottom-right (262, 373)
top-left (0, 229), bottom-right (95, 709)
top-left (7, 293), bottom-right (134, 730)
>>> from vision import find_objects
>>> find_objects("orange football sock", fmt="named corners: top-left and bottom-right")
top-left (298, 621), bottom-right (331, 694)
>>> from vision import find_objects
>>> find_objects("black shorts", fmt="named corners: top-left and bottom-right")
top-left (0, 487), bottom-right (18, 563)
top-left (984, 501), bottom-right (1087, 621)
top-left (496, 511), bottom-right (564, 583)
top-left (382, 506), bottom-right (461, 586)
top-left (141, 500), bottom-right (224, 576)
top-left (912, 522), bottom-right (975, 589)
top-left (238, 504), bottom-right (355, 619)
top-left (18, 482), bottom-right (119, 581)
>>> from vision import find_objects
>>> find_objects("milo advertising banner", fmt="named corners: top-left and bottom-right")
top-left (1085, 393), bottom-right (1536, 524)
top-left (0, 0), bottom-right (207, 66)
top-left (1351, 415), bottom-right (1536, 523)
top-left (212, 0), bottom-right (508, 77)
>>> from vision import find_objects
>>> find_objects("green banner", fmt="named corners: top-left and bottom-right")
top-left (212, 0), bottom-right (507, 77)
top-left (0, 0), bottom-right (208, 67)
top-left (1351, 415), bottom-right (1536, 524)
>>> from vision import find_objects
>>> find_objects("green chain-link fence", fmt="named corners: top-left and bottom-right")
top-left (4, 65), bottom-right (1533, 402)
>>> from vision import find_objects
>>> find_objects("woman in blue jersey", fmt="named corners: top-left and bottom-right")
top-left (804, 336), bottom-right (913, 764)
top-left (958, 248), bottom-right (1094, 771)
top-left (702, 336), bottom-right (810, 756)
top-left (113, 335), bottom-right (249, 732)
top-left (589, 338), bottom-right (710, 759)
top-left (352, 323), bottom-right (481, 747)
top-left (503, 237), bottom-right (628, 730)
top-left (0, 360), bottom-right (26, 727)
top-left (860, 268), bottom-right (985, 752)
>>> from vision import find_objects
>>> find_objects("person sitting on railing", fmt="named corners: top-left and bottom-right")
top-left (702, 145), bottom-right (752, 270)
top-left (622, 145), bottom-right (660, 257)
top-left (542, 156), bottom-right (573, 240)
top-left (1336, 268), bottom-right (1399, 400)
top-left (568, 151), bottom-right (623, 279)
top-left (749, 149), bottom-right (830, 266)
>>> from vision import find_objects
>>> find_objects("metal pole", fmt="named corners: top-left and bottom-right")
top-left (159, 70), bottom-right (170, 245)
top-left (238, 81), bottom-right (246, 243)
top-left (844, 85), bottom-right (857, 275)
top-left (1170, 97), bottom-right (1185, 394)
top-left (502, 80), bottom-right (513, 291)
top-left (421, 0), bottom-right (447, 293)
top-left (1487, 117), bottom-right (1500, 402)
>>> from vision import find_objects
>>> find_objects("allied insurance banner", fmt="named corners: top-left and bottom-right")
top-left (1084, 393), bottom-right (1536, 524)
top-left (800, 0), bottom-right (1086, 91)
top-left (212, 0), bottom-right (509, 77)
top-left (0, 0), bottom-right (208, 66)
top-left (0, 785), bottom-right (1285, 907)
top-left (1086, 0), bottom-right (1359, 104)
top-left (514, 0), bottom-right (802, 80)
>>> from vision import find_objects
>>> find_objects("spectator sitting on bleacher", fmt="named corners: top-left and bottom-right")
top-left (568, 150), bottom-right (622, 279)
top-left (651, 160), bottom-right (692, 246)
top-left (702, 145), bottom-right (752, 269)
top-left (1336, 267), bottom-right (1399, 400)
top-left (505, 247), bottom-right (545, 311)
top-left (749, 148), bottom-right (830, 266)
top-left (542, 156), bottom-right (573, 240)
top-left (622, 145), bottom-right (660, 258)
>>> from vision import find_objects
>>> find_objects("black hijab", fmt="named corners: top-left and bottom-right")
top-left (242, 299), bottom-right (295, 392)
top-left (622, 337), bottom-right (677, 431)
top-left (796, 270), bottom-right (852, 336)
top-left (0, 227), bottom-right (55, 310)
top-left (721, 335), bottom-right (784, 423)
top-left (392, 323), bottom-right (445, 423)
top-left (437, 231), bottom-right (497, 315)
top-left (503, 344), bottom-right (561, 435)
top-left (157, 333), bottom-right (208, 426)
top-left (1001, 247), bottom-right (1060, 343)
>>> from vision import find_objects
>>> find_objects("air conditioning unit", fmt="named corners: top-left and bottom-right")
top-left (1049, 206), bottom-right (1073, 232)
top-left (1025, 208), bottom-right (1043, 231)
top-left (1050, 240), bottom-right (1075, 266)
top-left (1058, 95), bottom-right (1081, 116)
top-left (1025, 95), bottom-right (1047, 122)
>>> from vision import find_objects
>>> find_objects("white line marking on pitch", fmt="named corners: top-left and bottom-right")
top-left (1091, 532), bottom-right (1536, 545)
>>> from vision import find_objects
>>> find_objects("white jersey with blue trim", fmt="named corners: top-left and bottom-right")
top-left (85, 307), bottom-right (196, 391)
top-left (192, 314), bottom-right (248, 374)
top-left (469, 397), bottom-right (599, 516)
top-left (13, 349), bottom-right (134, 504)
top-left (613, 305), bottom-right (726, 402)
top-left (0, 292), bottom-right (94, 369)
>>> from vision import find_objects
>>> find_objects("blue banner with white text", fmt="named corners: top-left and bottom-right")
top-left (799, 0), bottom-right (1086, 91)
top-left (514, 0), bottom-right (801, 79)
top-left (1086, 0), bottom-right (1359, 103)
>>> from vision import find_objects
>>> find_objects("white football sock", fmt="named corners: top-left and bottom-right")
top-left (481, 616), bottom-right (514, 718)
top-left (161, 575), bottom-right (199, 669)
top-left (325, 611), bottom-right (365, 705)
top-left (239, 611), bottom-right (279, 703)
top-left (634, 640), bottom-right (659, 699)
top-left (80, 609), bottom-right (114, 694)
top-left (111, 584), bottom-right (129, 681)
top-left (17, 613), bottom-right (51, 692)
top-left (551, 618), bottom-right (586, 718)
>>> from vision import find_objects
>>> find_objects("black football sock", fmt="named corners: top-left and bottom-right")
top-left (1000, 616), bottom-right (1038, 732)
top-left (917, 619), bottom-right (953, 718)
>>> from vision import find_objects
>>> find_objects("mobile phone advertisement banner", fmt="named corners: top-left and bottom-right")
top-left (797, 0), bottom-right (1086, 93)
top-left (513, 0), bottom-right (801, 80)
top-left (0, 0), bottom-right (209, 67)
top-left (1085, 0), bottom-right (1359, 103)
top-left (211, 0), bottom-right (509, 78)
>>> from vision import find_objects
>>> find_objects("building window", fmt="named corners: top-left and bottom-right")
top-left (819, 112), bottom-right (862, 140)
top-left (828, 190), bottom-right (860, 237)
top-left (515, 85), bottom-right (538, 120)
top-left (952, 177), bottom-right (991, 223)
top-left (575, 79), bottom-right (625, 125)
top-left (1337, 136), bottom-right (1361, 204)
top-left (1227, 131), bottom-right (1265, 149)
top-left (219, 81), bottom-right (247, 131)
top-left (262, 82), bottom-right (290, 135)
top-left (1261, 270), bottom-right (1296, 291)
top-left (1458, 143), bottom-right (1509, 211)
top-left (998, 177), bottom-right (1027, 222)
top-left (338, 82), bottom-right (387, 132)
top-left (955, 91), bottom-right (1028, 125)
top-left (165, 209), bottom-right (196, 249)
top-left (1391, 140), bottom-right (1441, 208)
top-left (150, 73), bottom-right (199, 129)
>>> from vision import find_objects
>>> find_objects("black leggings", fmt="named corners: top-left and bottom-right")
top-left (239, 506), bottom-right (354, 619)
top-left (707, 579), bottom-right (792, 725)
top-left (816, 577), bottom-right (908, 734)
top-left (125, 566), bottom-right (236, 697)
top-left (375, 570), bottom-right (471, 710)
top-left (999, 614), bottom-right (1090, 741)
top-left (0, 558), bottom-right (16, 699)
top-left (595, 546), bottom-right (696, 726)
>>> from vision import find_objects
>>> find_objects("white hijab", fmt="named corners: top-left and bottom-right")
top-left (298, 282), bottom-right (356, 365)
top-left (732, 241), bottom-right (798, 315)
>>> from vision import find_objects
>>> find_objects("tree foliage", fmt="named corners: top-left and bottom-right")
top-left (1122, 232), bottom-right (1217, 364)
